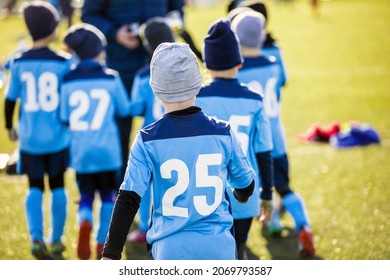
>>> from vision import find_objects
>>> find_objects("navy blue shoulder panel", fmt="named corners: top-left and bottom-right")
top-left (141, 112), bottom-right (230, 142)
top-left (14, 48), bottom-right (70, 62)
top-left (197, 79), bottom-right (263, 101)
top-left (263, 42), bottom-right (280, 51)
top-left (136, 64), bottom-right (150, 78)
top-left (63, 65), bottom-right (116, 82)
top-left (241, 55), bottom-right (276, 70)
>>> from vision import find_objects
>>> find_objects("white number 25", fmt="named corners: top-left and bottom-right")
top-left (161, 153), bottom-right (223, 217)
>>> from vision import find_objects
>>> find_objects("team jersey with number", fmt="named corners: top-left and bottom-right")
top-left (130, 64), bottom-right (164, 127)
top-left (262, 41), bottom-right (287, 97)
top-left (120, 107), bottom-right (255, 259)
top-left (60, 60), bottom-right (130, 173)
top-left (5, 47), bottom-right (71, 154)
top-left (195, 78), bottom-right (273, 219)
top-left (237, 56), bottom-right (287, 158)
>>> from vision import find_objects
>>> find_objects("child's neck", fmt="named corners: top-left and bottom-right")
top-left (31, 34), bottom-right (55, 49)
top-left (209, 67), bottom-right (238, 79)
top-left (163, 98), bottom-right (195, 113)
top-left (32, 41), bottom-right (50, 49)
top-left (241, 47), bottom-right (261, 58)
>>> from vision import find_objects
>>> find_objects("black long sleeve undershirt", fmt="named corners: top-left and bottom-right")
top-left (102, 190), bottom-right (141, 260)
top-left (4, 99), bottom-right (16, 129)
top-left (256, 151), bottom-right (274, 200)
top-left (233, 179), bottom-right (255, 203)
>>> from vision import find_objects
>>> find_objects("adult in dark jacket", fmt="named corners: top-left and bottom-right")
top-left (81, 0), bottom-right (184, 185)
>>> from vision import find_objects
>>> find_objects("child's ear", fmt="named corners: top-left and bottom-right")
top-left (97, 52), bottom-right (106, 64)
top-left (237, 64), bottom-right (243, 69)
top-left (62, 44), bottom-right (72, 53)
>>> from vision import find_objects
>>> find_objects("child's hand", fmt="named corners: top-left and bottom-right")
top-left (116, 25), bottom-right (140, 50)
top-left (8, 127), bottom-right (18, 142)
top-left (259, 199), bottom-right (273, 223)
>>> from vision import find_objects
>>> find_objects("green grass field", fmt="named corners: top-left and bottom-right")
top-left (0, 0), bottom-right (389, 260)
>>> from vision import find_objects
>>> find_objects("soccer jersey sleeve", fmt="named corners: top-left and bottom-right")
top-left (59, 88), bottom-right (69, 125)
top-left (129, 73), bottom-right (146, 116)
top-left (276, 49), bottom-right (288, 88)
top-left (113, 75), bottom-right (131, 117)
top-left (119, 133), bottom-right (151, 197)
top-left (254, 106), bottom-right (273, 153)
top-left (262, 47), bottom-right (287, 101)
top-left (4, 65), bottom-right (21, 101)
top-left (227, 127), bottom-right (256, 190)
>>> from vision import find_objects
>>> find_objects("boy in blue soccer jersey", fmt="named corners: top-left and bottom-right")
top-left (60, 23), bottom-right (131, 260)
top-left (195, 19), bottom-right (274, 260)
top-left (227, 1), bottom-right (288, 89)
top-left (3, 1), bottom-right (71, 260)
top-left (231, 10), bottom-right (315, 257)
top-left (102, 42), bottom-right (256, 260)
top-left (126, 17), bottom-right (175, 244)
top-left (237, 1), bottom-right (288, 90)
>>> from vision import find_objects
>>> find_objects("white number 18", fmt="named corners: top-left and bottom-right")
top-left (22, 71), bottom-right (59, 112)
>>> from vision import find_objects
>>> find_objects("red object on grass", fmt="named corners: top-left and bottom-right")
top-left (298, 122), bottom-right (340, 143)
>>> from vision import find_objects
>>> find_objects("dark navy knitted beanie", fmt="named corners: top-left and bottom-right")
top-left (64, 23), bottom-right (107, 60)
top-left (139, 17), bottom-right (175, 56)
top-left (23, 1), bottom-right (60, 41)
top-left (203, 19), bottom-right (243, 71)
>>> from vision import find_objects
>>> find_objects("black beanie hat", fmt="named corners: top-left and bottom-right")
top-left (226, 6), bottom-right (252, 22)
top-left (139, 17), bottom-right (175, 56)
top-left (23, 1), bottom-right (60, 41)
top-left (64, 23), bottom-right (107, 60)
top-left (203, 19), bottom-right (243, 71)
top-left (239, 0), bottom-right (268, 24)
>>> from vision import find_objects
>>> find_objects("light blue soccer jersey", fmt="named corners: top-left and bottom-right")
top-left (129, 64), bottom-right (165, 233)
top-left (195, 78), bottom-right (273, 219)
top-left (262, 44), bottom-right (287, 94)
top-left (60, 60), bottom-right (130, 173)
top-left (237, 56), bottom-right (287, 158)
top-left (130, 64), bottom-right (164, 127)
top-left (5, 47), bottom-right (71, 154)
top-left (120, 108), bottom-right (256, 259)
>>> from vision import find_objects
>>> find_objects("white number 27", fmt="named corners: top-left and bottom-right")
top-left (69, 89), bottom-right (110, 131)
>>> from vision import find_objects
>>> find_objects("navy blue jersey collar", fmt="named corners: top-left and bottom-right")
top-left (211, 77), bottom-right (240, 85)
top-left (29, 46), bottom-right (50, 52)
top-left (63, 60), bottom-right (114, 82)
top-left (241, 56), bottom-right (275, 69)
top-left (75, 59), bottom-right (103, 72)
top-left (16, 47), bottom-right (68, 62)
top-left (167, 106), bottom-right (201, 117)
top-left (141, 106), bottom-right (230, 142)
top-left (198, 76), bottom-right (263, 100)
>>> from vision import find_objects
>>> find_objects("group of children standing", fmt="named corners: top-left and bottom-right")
top-left (4, 1), bottom-right (130, 260)
top-left (3, 0), bottom-right (315, 260)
